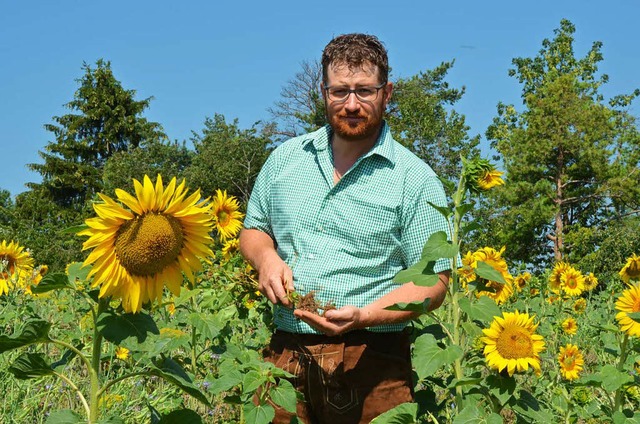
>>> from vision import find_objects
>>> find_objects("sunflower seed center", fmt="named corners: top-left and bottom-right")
top-left (496, 326), bottom-right (533, 359)
top-left (115, 213), bottom-right (184, 276)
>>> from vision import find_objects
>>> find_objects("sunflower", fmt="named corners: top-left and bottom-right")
top-left (549, 262), bottom-right (571, 294)
top-left (561, 267), bottom-right (586, 297)
top-left (573, 298), bottom-right (587, 314)
top-left (583, 272), bottom-right (598, 291)
top-left (481, 310), bottom-right (546, 376)
top-left (558, 344), bottom-right (584, 381)
top-left (620, 254), bottom-right (640, 285)
top-left (477, 279), bottom-right (515, 305)
top-left (477, 170), bottom-right (505, 191)
top-left (211, 190), bottom-right (244, 241)
top-left (79, 175), bottom-right (214, 313)
top-left (514, 272), bottom-right (531, 292)
top-left (222, 238), bottom-right (240, 261)
top-left (457, 251), bottom-right (477, 288)
top-left (0, 240), bottom-right (34, 295)
top-left (615, 284), bottom-right (640, 337)
top-left (561, 317), bottom-right (578, 335)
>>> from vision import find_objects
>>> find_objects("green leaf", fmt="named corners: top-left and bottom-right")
top-left (62, 224), bottom-right (88, 234)
top-left (158, 409), bottom-right (203, 424)
top-left (9, 352), bottom-right (54, 379)
top-left (628, 312), bottom-right (640, 323)
top-left (512, 390), bottom-right (555, 423)
top-left (45, 409), bottom-right (84, 424)
top-left (188, 313), bottom-right (223, 340)
top-left (597, 365), bottom-right (634, 392)
top-left (458, 296), bottom-right (501, 323)
top-left (453, 405), bottom-right (502, 423)
top-left (66, 262), bottom-right (91, 285)
top-left (51, 342), bottom-right (85, 368)
top-left (421, 231), bottom-right (458, 260)
top-left (393, 259), bottom-right (439, 286)
top-left (460, 221), bottom-right (482, 236)
top-left (242, 369), bottom-right (265, 394)
top-left (455, 203), bottom-right (474, 218)
top-left (243, 403), bottom-right (275, 424)
top-left (206, 369), bottom-right (244, 395)
top-left (97, 311), bottom-right (159, 344)
top-left (31, 273), bottom-right (73, 294)
top-left (0, 320), bottom-right (51, 353)
top-left (268, 379), bottom-right (297, 414)
top-left (475, 261), bottom-right (506, 285)
top-left (149, 357), bottom-right (211, 407)
top-left (385, 299), bottom-right (431, 314)
top-left (370, 402), bottom-right (418, 423)
top-left (485, 374), bottom-right (516, 406)
top-left (426, 201), bottom-right (452, 220)
top-left (412, 334), bottom-right (463, 381)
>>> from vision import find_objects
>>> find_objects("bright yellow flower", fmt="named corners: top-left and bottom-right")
top-left (615, 284), bottom-right (640, 337)
top-left (166, 302), bottom-right (176, 316)
top-left (558, 344), bottom-right (584, 381)
top-left (477, 279), bottom-right (514, 305)
top-left (562, 317), bottom-right (578, 335)
top-left (115, 346), bottom-right (129, 360)
top-left (529, 288), bottom-right (540, 296)
top-left (477, 170), bottom-right (505, 191)
top-left (583, 272), bottom-right (598, 291)
top-left (549, 262), bottom-right (571, 294)
top-left (78, 175), bottom-right (215, 313)
top-left (573, 298), bottom-right (587, 314)
top-left (481, 311), bottom-right (546, 376)
top-left (620, 254), bottom-right (640, 285)
top-left (211, 190), bottom-right (244, 241)
top-left (222, 238), bottom-right (240, 261)
top-left (457, 251), bottom-right (477, 288)
top-left (561, 267), bottom-right (586, 297)
top-left (0, 240), bottom-right (34, 295)
top-left (514, 272), bottom-right (531, 292)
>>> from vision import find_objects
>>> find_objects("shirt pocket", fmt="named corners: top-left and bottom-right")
top-left (331, 195), bottom-right (401, 258)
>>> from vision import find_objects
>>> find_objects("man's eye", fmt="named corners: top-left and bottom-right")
top-left (331, 89), bottom-right (349, 97)
top-left (356, 88), bottom-right (375, 97)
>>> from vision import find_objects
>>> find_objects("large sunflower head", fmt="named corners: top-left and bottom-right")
top-left (561, 267), bottom-right (586, 297)
top-left (78, 175), bottom-right (215, 313)
top-left (481, 310), bottom-right (546, 376)
top-left (615, 284), bottom-right (640, 337)
top-left (558, 344), bottom-right (584, 381)
top-left (620, 254), bottom-right (640, 285)
top-left (0, 240), bottom-right (35, 295)
top-left (211, 190), bottom-right (244, 241)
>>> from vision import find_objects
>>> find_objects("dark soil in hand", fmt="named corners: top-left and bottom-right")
top-left (292, 291), bottom-right (336, 317)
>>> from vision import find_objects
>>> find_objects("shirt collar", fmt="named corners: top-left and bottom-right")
top-left (304, 121), bottom-right (396, 165)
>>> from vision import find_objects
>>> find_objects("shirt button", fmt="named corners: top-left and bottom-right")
top-left (308, 254), bottom-right (315, 259)
top-left (317, 225), bottom-right (323, 232)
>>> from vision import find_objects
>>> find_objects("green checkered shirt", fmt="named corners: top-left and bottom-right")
top-left (244, 122), bottom-right (451, 333)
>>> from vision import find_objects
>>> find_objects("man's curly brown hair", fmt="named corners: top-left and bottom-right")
top-left (321, 33), bottom-right (388, 84)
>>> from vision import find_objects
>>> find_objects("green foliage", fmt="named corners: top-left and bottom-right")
top-left (185, 114), bottom-right (273, 202)
top-left (485, 19), bottom-right (640, 267)
top-left (387, 61), bottom-right (480, 182)
top-left (28, 59), bottom-right (166, 208)
top-left (103, 140), bottom-right (193, 195)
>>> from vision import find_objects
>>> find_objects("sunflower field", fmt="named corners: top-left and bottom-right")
top-left (0, 158), bottom-right (639, 424)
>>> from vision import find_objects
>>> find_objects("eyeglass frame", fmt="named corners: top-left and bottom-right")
top-left (323, 81), bottom-right (388, 103)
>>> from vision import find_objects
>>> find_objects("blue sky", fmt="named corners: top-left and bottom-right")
top-left (2, 1), bottom-right (639, 198)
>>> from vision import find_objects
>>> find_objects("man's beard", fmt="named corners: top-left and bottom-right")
top-left (328, 108), bottom-right (384, 142)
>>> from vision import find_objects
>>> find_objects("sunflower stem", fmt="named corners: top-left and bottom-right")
top-left (88, 298), bottom-right (108, 423)
top-left (613, 334), bottom-right (630, 412)
top-left (450, 173), bottom-right (466, 411)
top-left (52, 370), bottom-right (91, 418)
top-left (190, 296), bottom-right (199, 374)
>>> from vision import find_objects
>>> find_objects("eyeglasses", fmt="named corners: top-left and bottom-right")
top-left (324, 82), bottom-right (387, 103)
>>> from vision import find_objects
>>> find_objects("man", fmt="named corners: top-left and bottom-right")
top-left (239, 33), bottom-right (451, 423)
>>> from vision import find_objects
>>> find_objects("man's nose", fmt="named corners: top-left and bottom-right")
top-left (343, 92), bottom-right (361, 112)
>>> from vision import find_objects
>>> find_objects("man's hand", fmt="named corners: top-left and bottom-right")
top-left (258, 257), bottom-right (294, 307)
top-left (293, 305), bottom-right (362, 336)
